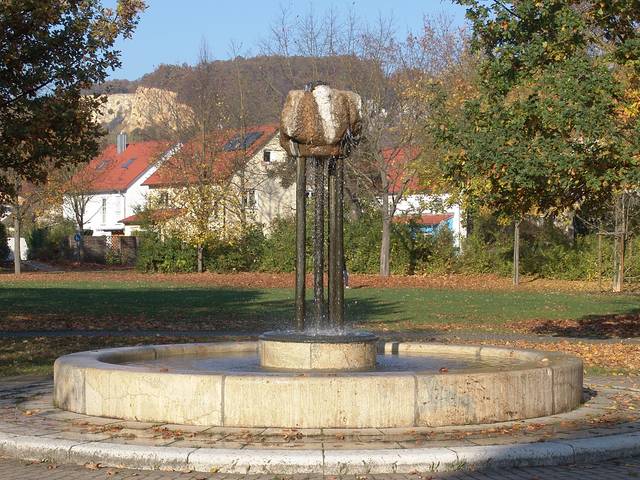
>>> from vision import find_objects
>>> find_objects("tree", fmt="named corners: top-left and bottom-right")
top-left (349, 15), bottom-right (470, 277)
top-left (48, 161), bottom-right (106, 262)
top-left (0, 0), bottom-right (145, 200)
top-left (433, 0), bottom-right (640, 286)
top-left (145, 43), bottom-right (240, 273)
top-left (261, 7), bottom-right (467, 276)
top-left (3, 174), bottom-right (50, 273)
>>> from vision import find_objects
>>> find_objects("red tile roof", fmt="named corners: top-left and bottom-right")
top-left (393, 213), bottom-right (453, 225)
top-left (383, 146), bottom-right (423, 194)
top-left (120, 208), bottom-right (182, 225)
top-left (143, 124), bottom-right (279, 188)
top-left (77, 141), bottom-right (171, 193)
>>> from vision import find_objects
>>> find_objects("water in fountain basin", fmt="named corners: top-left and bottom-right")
top-left (121, 350), bottom-right (530, 374)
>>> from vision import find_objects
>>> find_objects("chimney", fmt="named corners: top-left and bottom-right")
top-left (116, 131), bottom-right (128, 154)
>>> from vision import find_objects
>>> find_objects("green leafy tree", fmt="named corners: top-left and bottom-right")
top-left (433, 0), bottom-right (640, 285)
top-left (0, 0), bottom-right (146, 200)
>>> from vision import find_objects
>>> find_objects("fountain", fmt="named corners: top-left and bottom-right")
top-left (260, 81), bottom-right (379, 371)
top-left (53, 84), bottom-right (583, 430)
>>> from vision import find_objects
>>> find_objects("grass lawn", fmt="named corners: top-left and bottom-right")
top-left (1, 276), bottom-right (638, 331)
top-left (0, 273), bottom-right (638, 376)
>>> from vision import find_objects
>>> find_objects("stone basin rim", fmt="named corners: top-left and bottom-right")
top-left (56, 341), bottom-right (575, 376)
top-left (55, 341), bottom-right (580, 376)
top-left (259, 330), bottom-right (379, 343)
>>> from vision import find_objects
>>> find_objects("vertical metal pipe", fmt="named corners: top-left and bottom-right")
top-left (334, 158), bottom-right (345, 326)
top-left (313, 157), bottom-right (325, 326)
top-left (295, 156), bottom-right (306, 330)
top-left (327, 158), bottom-right (338, 326)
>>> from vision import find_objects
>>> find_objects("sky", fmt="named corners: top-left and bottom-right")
top-left (106, 0), bottom-right (469, 80)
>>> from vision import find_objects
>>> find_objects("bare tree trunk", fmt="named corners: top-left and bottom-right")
top-left (612, 194), bottom-right (628, 293)
top-left (513, 220), bottom-right (520, 286)
top-left (77, 216), bottom-right (85, 264)
top-left (380, 193), bottom-right (391, 277)
top-left (13, 205), bottom-right (21, 275)
top-left (197, 244), bottom-right (204, 273)
top-left (597, 223), bottom-right (603, 292)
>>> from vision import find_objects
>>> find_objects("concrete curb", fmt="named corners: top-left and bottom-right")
top-left (1, 430), bottom-right (640, 474)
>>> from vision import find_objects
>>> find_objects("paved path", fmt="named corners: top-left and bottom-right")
top-left (21, 261), bottom-right (64, 273)
top-left (2, 329), bottom-right (639, 345)
top-left (1, 455), bottom-right (639, 479)
top-left (2, 375), bottom-right (640, 477)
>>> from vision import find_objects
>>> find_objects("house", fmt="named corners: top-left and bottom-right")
top-left (136, 124), bottom-right (296, 232)
top-left (384, 147), bottom-right (466, 246)
top-left (62, 133), bottom-right (179, 236)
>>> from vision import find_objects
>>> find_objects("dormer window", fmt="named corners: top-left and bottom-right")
top-left (263, 150), bottom-right (271, 163)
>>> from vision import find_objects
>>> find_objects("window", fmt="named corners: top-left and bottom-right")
top-left (101, 198), bottom-right (107, 224)
top-left (243, 189), bottom-right (257, 210)
top-left (96, 160), bottom-right (110, 171)
top-left (263, 150), bottom-right (271, 163)
top-left (159, 192), bottom-right (169, 206)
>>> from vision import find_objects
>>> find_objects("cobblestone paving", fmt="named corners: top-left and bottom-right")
top-left (1, 455), bottom-right (639, 479)
top-left (2, 376), bottom-right (640, 478)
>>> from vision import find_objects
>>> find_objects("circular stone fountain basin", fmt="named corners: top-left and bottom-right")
top-left (54, 342), bottom-right (582, 429)
top-left (259, 330), bottom-right (379, 370)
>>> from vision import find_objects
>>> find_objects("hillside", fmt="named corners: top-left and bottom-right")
top-left (95, 87), bottom-right (192, 141)
top-left (93, 55), bottom-right (376, 133)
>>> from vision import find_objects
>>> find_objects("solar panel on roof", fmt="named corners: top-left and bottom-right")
top-left (121, 158), bottom-right (135, 168)
top-left (242, 131), bottom-right (263, 148)
top-left (222, 135), bottom-right (242, 152)
top-left (222, 131), bottom-right (264, 152)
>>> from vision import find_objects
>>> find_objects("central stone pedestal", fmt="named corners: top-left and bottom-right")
top-left (259, 331), bottom-right (378, 371)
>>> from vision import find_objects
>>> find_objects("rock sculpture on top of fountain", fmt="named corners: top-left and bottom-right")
top-left (280, 82), bottom-right (362, 158)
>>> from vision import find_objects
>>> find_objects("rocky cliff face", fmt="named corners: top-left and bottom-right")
top-left (95, 87), bottom-right (192, 136)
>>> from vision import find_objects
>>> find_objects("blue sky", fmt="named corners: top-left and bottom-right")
top-left (107, 0), bottom-right (469, 80)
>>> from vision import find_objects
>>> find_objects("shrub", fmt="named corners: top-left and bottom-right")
top-left (259, 217), bottom-right (297, 272)
top-left (458, 215), bottom-right (517, 276)
top-left (136, 232), bottom-right (196, 273)
top-left (26, 219), bottom-right (75, 261)
top-left (105, 248), bottom-right (123, 266)
top-left (343, 211), bottom-right (426, 275)
top-left (205, 226), bottom-right (265, 272)
top-left (416, 226), bottom-right (457, 274)
top-left (344, 212), bottom-right (383, 274)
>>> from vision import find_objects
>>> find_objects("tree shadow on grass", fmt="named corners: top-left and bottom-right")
top-left (528, 310), bottom-right (640, 339)
top-left (0, 287), bottom-right (404, 334)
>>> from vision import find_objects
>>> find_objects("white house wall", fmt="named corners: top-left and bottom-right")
top-left (62, 147), bottom-right (175, 236)
top-left (6, 237), bottom-right (28, 261)
top-left (395, 193), bottom-right (466, 247)
top-left (244, 135), bottom-right (296, 229)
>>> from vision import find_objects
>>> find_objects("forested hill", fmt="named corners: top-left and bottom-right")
top-left (93, 55), bottom-right (374, 127)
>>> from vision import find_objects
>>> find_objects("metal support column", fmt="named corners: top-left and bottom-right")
top-left (328, 157), bottom-right (345, 327)
top-left (312, 157), bottom-right (325, 326)
top-left (295, 156), bottom-right (306, 330)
